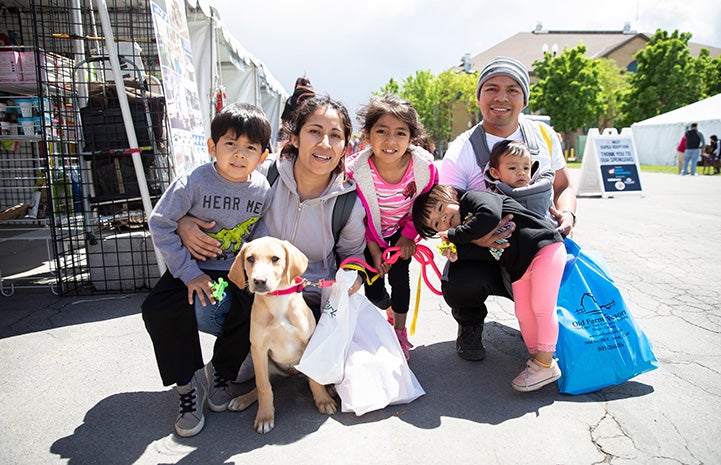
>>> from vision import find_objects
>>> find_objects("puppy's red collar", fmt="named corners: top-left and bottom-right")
top-left (266, 277), bottom-right (335, 295)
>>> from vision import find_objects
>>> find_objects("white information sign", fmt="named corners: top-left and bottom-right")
top-left (577, 128), bottom-right (644, 198)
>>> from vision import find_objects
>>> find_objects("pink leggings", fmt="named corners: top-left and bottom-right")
top-left (511, 241), bottom-right (566, 354)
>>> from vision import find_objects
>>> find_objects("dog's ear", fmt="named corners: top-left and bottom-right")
top-left (228, 242), bottom-right (249, 289)
top-left (282, 240), bottom-right (308, 284)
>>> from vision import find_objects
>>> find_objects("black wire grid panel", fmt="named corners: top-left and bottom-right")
top-left (0, 0), bottom-right (172, 295)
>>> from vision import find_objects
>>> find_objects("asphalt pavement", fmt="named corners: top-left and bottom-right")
top-left (1, 169), bottom-right (720, 465)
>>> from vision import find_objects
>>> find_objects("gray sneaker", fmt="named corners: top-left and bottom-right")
top-left (175, 375), bottom-right (206, 437)
top-left (234, 353), bottom-right (255, 384)
top-left (204, 362), bottom-right (233, 412)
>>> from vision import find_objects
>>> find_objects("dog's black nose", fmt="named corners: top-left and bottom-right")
top-left (253, 278), bottom-right (267, 287)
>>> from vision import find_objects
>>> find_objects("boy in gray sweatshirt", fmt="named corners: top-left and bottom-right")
top-left (142, 103), bottom-right (273, 437)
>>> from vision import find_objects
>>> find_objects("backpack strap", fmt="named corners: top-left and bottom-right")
top-left (469, 117), bottom-right (547, 170)
top-left (266, 159), bottom-right (279, 185)
top-left (519, 117), bottom-right (540, 156)
top-left (468, 123), bottom-right (492, 169)
top-left (266, 158), bottom-right (356, 245)
top-left (538, 123), bottom-right (553, 154)
top-left (331, 189), bottom-right (358, 244)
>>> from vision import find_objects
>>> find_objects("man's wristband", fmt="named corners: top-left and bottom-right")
top-left (562, 210), bottom-right (576, 227)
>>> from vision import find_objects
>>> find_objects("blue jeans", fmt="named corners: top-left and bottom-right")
top-left (683, 148), bottom-right (701, 175)
top-left (195, 291), bottom-right (232, 336)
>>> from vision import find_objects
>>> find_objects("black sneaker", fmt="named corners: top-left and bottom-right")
top-left (456, 322), bottom-right (486, 361)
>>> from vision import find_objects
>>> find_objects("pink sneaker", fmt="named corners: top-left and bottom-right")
top-left (511, 359), bottom-right (561, 392)
top-left (395, 328), bottom-right (413, 361)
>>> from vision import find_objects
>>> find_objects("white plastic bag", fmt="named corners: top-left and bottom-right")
top-left (335, 293), bottom-right (425, 415)
top-left (296, 268), bottom-right (425, 415)
top-left (296, 268), bottom-right (357, 385)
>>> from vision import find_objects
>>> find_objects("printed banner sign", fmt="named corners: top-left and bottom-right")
top-left (577, 128), bottom-right (644, 198)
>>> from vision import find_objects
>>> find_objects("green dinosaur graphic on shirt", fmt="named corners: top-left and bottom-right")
top-left (206, 216), bottom-right (260, 253)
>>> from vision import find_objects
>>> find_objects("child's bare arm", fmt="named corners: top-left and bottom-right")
top-left (367, 241), bottom-right (389, 276)
top-left (394, 235), bottom-right (417, 260)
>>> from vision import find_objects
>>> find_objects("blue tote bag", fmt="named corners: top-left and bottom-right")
top-left (555, 238), bottom-right (658, 395)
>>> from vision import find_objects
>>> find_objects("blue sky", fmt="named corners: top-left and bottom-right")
top-left (209, 0), bottom-right (721, 117)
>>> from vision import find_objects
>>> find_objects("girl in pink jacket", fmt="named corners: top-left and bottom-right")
top-left (346, 95), bottom-right (438, 359)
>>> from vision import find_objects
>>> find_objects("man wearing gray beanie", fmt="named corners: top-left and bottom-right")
top-left (475, 56), bottom-right (530, 105)
top-left (438, 56), bottom-right (577, 369)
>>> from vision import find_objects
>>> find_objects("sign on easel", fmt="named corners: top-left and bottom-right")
top-left (577, 128), bottom-right (644, 198)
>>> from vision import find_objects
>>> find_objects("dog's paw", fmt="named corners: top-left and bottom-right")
top-left (315, 397), bottom-right (337, 415)
top-left (227, 389), bottom-right (257, 412)
top-left (254, 412), bottom-right (275, 434)
top-left (308, 381), bottom-right (337, 415)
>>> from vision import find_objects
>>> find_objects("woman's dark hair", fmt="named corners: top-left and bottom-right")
top-left (412, 184), bottom-right (460, 239)
top-left (489, 139), bottom-right (530, 169)
top-left (357, 94), bottom-right (429, 148)
top-left (279, 95), bottom-right (353, 176)
top-left (210, 102), bottom-right (271, 152)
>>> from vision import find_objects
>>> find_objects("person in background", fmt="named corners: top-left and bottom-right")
top-left (345, 94), bottom-right (438, 359)
top-left (277, 76), bottom-right (316, 150)
top-left (280, 76), bottom-right (315, 124)
top-left (438, 56), bottom-right (576, 362)
top-left (676, 133), bottom-right (687, 174)
top-left (681, 122), bottom-right (705, 176)
top-left (702, 134), bottom-right (718, 175)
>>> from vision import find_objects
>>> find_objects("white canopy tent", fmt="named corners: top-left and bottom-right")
top-left (185, 0), bottom-right (288, 144)
top-left (631, 94), bottom-right (721, 166)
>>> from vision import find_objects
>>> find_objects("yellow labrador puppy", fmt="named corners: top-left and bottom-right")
top-left (227, 236), bottom-right (337, 433)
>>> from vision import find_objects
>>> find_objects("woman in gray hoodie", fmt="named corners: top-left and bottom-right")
top-left (177, 95), bottom-right (366, 317)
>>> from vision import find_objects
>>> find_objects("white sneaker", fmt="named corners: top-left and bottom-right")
top-left (511, 359), bottom-right (561, 392)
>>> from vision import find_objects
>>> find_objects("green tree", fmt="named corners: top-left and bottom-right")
top-left (530, 44), bottom-right (605, 147)
top-left (596, 58), bottom-right (630, 131)
top-left (377, 69), bottom-right (478, 151)
top-left (378, 77), bottom-right (400, 96)
top-left (707, 55), bottom-right (721, 96)
top-left (694, 48), bottom-right (721, 98)
top-left (444, 69), bottom-right (480, 131)
top-left (399, 70), bottom-right (438, 141)
top-left (414, 69), bottom-right (478, 148)
top-left (620, 29), bottom-right (699, 125)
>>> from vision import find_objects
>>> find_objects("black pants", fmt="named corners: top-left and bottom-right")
top-left (363, 231), bottom-right (411, 314)
top-left (141, 270), bottom-right (253, 386)
top-left (441, 259), bottom-right (511, 326)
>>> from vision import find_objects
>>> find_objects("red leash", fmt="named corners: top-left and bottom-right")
top-left (338, 242), bottom-right (444, 336)
top-left (260, 241), bottom-right (444, 297)
top-left (266, 276), bottom-right (335, 296)
top-left (382, 243), bottom-right (443, 296)
top-left (338, 243), bottom-right (443, 295)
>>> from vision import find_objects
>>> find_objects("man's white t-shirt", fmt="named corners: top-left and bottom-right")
top-left (440, 120), bottom-right (566, 192)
